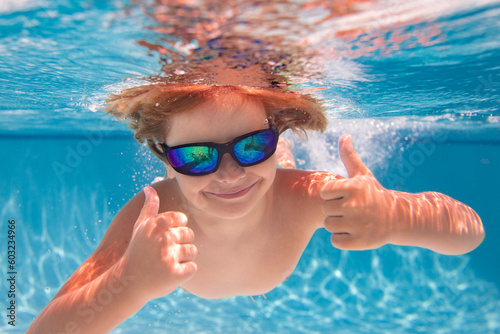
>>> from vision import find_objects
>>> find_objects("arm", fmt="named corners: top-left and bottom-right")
top-left (320, 134), bottom-right (484, 255)
top-left (27, 258), bottom-right (146, 334)
top-left (388, 190), bottom-right (484, 255)
top-left (28, 186), bottom-right (197, 333)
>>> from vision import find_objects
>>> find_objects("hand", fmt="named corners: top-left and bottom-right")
top-left (320, 134), bottom-right (395, 250)
top-left (120, 186), bottom-right (197, 300)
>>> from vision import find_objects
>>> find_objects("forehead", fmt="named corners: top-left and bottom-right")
top-left (165, 93), bottom-right (268, 145)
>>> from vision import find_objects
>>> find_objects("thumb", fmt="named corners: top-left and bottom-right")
top-left (339, 134), bottom-right (371, 178)
top-left (137, 186), bottom-right (160, 222)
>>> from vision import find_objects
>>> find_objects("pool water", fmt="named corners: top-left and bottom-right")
top-left (1, 0), bottom-right (500, 333)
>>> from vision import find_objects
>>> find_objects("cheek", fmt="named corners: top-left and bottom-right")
top-left (249, 155), bottom-right (277, 186)
top-left (174, 156), bottom-right (277, 207)
top-left (260, 155), bottom-right (277, 177)
top-left (175, 175), bottom-right (211, 202)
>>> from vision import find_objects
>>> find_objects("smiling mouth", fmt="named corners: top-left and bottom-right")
top-left (207, 182), bottom-right (257, 199)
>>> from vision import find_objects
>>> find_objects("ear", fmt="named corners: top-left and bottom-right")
top-left (155, 143), bottom-right (176, 179)
top-left (165, 164), bottom-right (176, 179)
top-left (155, 143), bottom-right (164, 154)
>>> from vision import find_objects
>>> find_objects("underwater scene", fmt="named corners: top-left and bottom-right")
top-left (1, 0), bottom-right (500, 333)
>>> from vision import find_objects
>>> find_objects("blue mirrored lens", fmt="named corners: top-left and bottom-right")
top-left (234, 130), bottom-right (277, 165)
top-left (167, 146), bottom-right (217, 174)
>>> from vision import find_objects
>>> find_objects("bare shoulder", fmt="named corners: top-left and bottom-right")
top-left (274, 168), bottom-right (340, 198)
top-left (273, 169), bottom-right (341, 230)
top-left (54, 179), bottom-right (181, 299)
top-left (95, 178), bottom-right (181, 253)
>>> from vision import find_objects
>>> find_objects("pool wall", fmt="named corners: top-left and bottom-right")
top-left (1, 128), bottom-right (499, 333)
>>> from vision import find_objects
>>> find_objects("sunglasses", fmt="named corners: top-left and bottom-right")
top-left (160, 124), bottom-right (279, 176)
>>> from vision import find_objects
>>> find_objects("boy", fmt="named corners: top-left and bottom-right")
top-left (28, 83), bottom-right (484, 333)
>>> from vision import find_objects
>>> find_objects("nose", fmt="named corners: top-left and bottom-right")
top-left (214, 153), bottom-right (246, 183)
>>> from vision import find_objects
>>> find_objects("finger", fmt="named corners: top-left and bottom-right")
top-left (150, 216), bottom-right (170, 235)
top-left (338, 134), bottom-right (371, 178)
top-left (170, 226), bottom-right (195, 244)
top-left (137, 186), bottom-right (160, 223)
top-left (160, 211), bottom-right (189, 227)
top-left (320, 184), bottom-right (345, 200)
top-left (323, 216), bottom-right (352, 234)
top-left (176, 243), bottom-right (198, 263)
top-left (175, 261), bottom-right (197, 279)
top-left (321, 199), bottom-right (346, 216)
top-left (319, 178), bottom-right (350, 200)
top-left (330, 233), bottom-right (354, 249)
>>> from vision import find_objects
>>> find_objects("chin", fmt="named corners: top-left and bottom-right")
top-left (205, 197), bottom-right (262, 220)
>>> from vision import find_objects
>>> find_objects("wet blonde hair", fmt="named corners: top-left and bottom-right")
top-left (105, 83), bottom-right (327, 162)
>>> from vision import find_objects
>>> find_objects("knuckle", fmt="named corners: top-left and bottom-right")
top-left (324, 216), bottom-right (336, 225)
top-left (180, 244), bottom-right (198, 258)
top-left (187, 244), bottom-right (198, 255)
top-left (320, 181), bottom-right (339, 197)
top-left (324, 216), bottom-right (340, 232)
top-left (165, 211), bottom-right (188, 225)
top-left (149, 218), bottom-right (169, 236)
top-left (185, 228), bottom-right (195, 241)
top-left (348, 179), bottom-right (363, 192)
top-left (174, 226), bottom-right (195, 242)
top-left (331, 233), bottom-right (356, 249)
top-left (321, 202), bottom-right (330, 215)
top-left (319, 189), bottom-right (330, 200)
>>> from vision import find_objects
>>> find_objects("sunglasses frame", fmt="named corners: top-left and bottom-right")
top-left (160, 124), bottom-right (280, 176)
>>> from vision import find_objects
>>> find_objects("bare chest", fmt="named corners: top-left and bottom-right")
top-left (181, 224), bottom-right (314, 299)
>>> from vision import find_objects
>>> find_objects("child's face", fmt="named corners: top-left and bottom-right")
top-left (163, 94), bottom-right (277, 220)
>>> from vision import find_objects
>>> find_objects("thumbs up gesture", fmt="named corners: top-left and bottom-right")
top-left (120, 186), bottom-right (198, 300)
top-left (320, 134), bottom-right (395, 250)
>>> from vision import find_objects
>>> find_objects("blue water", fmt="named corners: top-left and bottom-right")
top-left (1, 0), bottom-right (500, 333)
